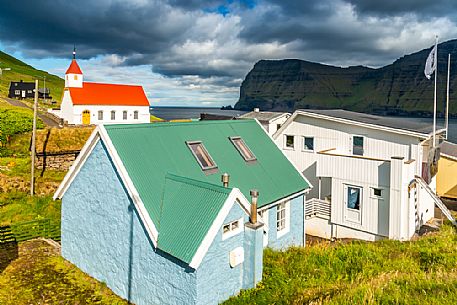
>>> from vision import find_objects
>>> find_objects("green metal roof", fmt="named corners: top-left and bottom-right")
top-left (104, 119), bottom-right (310, 263)
top-left (158, 174), bottom-right (231, 264)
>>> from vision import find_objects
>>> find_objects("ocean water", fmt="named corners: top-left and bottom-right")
top-left (150, 107), bottom-right (247, 120)
top-left (150, 107), bottom-right (457, 144)
top-left (390, 117), bottom-right (457, 143)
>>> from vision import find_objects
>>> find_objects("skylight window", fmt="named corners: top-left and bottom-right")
top-left (230, 136), bottom-right (257, 162)
top-left (186, 141), bottom-right (218, 172)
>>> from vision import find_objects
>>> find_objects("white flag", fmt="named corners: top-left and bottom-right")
top-left (424, 45), bottom-right (437, 79)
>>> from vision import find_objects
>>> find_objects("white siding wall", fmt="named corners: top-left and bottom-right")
top-left (72, 105), bottom-right (150, 125)
top-left (267, 115), bottom-right (291, 135)
top-left (275, 114), bottom-right (428, 241)
top-left (318, 153), bottom-right (391, 237)
top-left (60, 90), bottom-right (75, 124)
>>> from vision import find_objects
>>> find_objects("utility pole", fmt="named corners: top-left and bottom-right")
top-left (30, 79), bottom-right (38, 196)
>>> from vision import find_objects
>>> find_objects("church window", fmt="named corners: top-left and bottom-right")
top-left (134, 111), bottom-right (139, 120)
top-left (74, 75), bottom-right (78, 80)
top-left (123, 111), bottom-right (128, 120)
top-left (98, 110), bottom-right (103, 121)
top-left (111, 110), bottom-right (116, 120)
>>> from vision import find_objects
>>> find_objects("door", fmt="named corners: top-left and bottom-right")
top-left (82, 110), bottom-right (91, 125)
top-left (21, 90), bottom-right (26, 98)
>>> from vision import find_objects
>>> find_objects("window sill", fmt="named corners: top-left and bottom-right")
top-left (276, 226), bottom-right (290, 238)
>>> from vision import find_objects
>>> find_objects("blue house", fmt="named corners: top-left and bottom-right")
top-left (54, 120), bottom-right (311, 305)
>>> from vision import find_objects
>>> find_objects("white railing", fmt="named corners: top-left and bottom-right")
top-left (305, 198), bottom-right (331, 219)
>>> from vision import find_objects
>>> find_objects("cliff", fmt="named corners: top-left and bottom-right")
top-left (235, 40), bottom-right (457, 116)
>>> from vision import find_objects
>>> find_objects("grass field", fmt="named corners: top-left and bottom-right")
top-left (0, 51), bottom-right (64, 105)
top-left (224, 223), bottom-right (457, 305)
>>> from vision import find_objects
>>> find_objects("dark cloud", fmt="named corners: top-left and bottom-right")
top-left (0, 0), bottom-right (456, 89)
top-left (346, 0), bottom-right (457, 17)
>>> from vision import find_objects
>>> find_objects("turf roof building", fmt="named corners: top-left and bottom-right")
top-left (54, 119), bottom-right (311, 305)
top-left (58, 53), bottom-right (150, 125)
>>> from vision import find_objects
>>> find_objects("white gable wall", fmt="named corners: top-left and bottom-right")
top-left (276, 113), bottom-right (431, 241)
top-left (65, 73), bottom-right (83, 88)
top-left (265, 114), bottom-right (291, 135)
top-left (60, 90), bottom-right (75, 124)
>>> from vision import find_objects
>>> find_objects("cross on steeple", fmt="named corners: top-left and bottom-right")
top-left (73, 45), bottom-right (76, 59)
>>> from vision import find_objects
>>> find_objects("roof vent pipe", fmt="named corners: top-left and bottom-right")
top-left (221, 173), bottom-right (230, 188)
top-left (253, 108), bottom-right (260, 112)
top-left (250, 189), bottom-right (259, 224)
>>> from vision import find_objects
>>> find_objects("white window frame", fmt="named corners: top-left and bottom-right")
top-left (123, 110), bottom-right (128, 120)
top-left (370, 187), bottom-right (384, 199)
top-left (303, 136), bottom-right (315, 152)
top-left (222, 218), bottom-right (243, 240)
top-left (352, 135), bottom-right (364, 156)
top-left (284, 135), bottom-right (295, 150)
top-left (276, 201), bottom-right (290, 238)
top-left (111, 110), bottom-right (116, 120)
top-left (98, 110), bottom-right (103, 121)
top-left (14, 90), bottom-right (20, 95)
top-left (344, 184), bottom-right (362, 224)
top-left (134, 110), bottom-right (139, 120)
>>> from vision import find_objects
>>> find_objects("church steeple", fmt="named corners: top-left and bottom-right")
top-left (65, 47), bottom-right (83, 88)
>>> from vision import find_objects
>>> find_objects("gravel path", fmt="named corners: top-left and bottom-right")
top-left (3, 97), bottom-right (60, 128)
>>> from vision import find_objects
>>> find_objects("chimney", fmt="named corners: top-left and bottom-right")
top-left (221, 173), bottom-right (230, 188)
top-left (253, 108), bottom-right (260, 113)
top-left (249, 189), bottom-right (259, 224)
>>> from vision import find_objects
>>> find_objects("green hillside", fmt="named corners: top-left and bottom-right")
top-left (0, 51), bottom-right (64, 104)
top-left (235, 39), bottom-right (457, 116)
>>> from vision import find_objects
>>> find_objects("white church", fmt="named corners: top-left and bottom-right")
top-left (56, 52), bottom-right (150, 125)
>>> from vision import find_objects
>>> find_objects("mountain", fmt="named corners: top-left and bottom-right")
top-left (0, 51), bottom-right (64, 102)
top-left (235, 39), bottom-right (457, 116)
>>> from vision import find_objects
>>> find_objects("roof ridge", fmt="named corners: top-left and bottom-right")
top-left (104, 119), bottom-right (254, 131)
top-left (83, 81), bottom-right (143, 88)
top-left (165, 173), bottom-right (233, 195)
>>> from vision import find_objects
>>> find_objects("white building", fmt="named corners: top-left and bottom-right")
top-left (240, 108), bottom-right (290, 135)
top-left (57, 56), bottom-right (150, 125)
top-left (274, 109), bottom-right (455, 241)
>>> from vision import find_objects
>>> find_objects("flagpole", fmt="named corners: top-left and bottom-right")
top-left (446, 53), bottom-right (450, 140)
top-left (433, 35), bottom-right (438, 148)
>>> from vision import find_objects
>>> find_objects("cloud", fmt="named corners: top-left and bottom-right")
top-left (0, 0), bottom-right (456, 106)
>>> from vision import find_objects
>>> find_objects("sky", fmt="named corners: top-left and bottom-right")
top-left (1, 0), bottom-right (457, 107)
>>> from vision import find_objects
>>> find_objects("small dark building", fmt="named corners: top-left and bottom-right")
top-left (38, 88), bottom-right (52, 100)
top-left (8, 81), bottom-right (35, 99)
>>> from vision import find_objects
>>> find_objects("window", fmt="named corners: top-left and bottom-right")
top-left (222, 218), bottom-right (243, 240)
top-left (134, 110), bottom-right (139, 120)
top-left (353, 136), bottom-right (364, 156)
top-left (372, 188), bottom-right (382, 198)
top-left (14, 90), bottom-right (20, 95)
top-left (230, 136), bottom-right (256, 162)
top-left (347, 186), bottom-right (361, 210)
top-left (276, 124), bottom-right (281, 131)
top-left (111, 110), bottom-right (116, 120)
top-left (186, 141), bottom-right (217, 172)
top-left (285, 135), bottom-right (294, 149)
top-left (276, 201), bottom-right (290, 237)
top-left (98, 110), bottom-right (103, 120)
top-left (74, 75), bottom-right (78, 80)
top-left (27, 90), bottom-right (32, 94)
top-left (123, 111), bottom-right (127, 120)
top-left (303, 137), bottom-right (314, 151)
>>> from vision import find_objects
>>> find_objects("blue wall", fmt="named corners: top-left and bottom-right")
top-left (61, 139), bottom-right (306, 305)
top-left (196, 203), bottom-right (249, 305)
top-left (266, 195), bottom-right (305, 249)
top-left (62, 141), bottom-right (197, 305)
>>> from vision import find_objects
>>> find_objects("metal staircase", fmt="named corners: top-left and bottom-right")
top-left (413, 175), bottom-right (457, 227)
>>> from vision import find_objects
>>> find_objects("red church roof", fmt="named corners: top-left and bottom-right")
top-left (66, 59), bottom-right (83, 74)
top-left (68, 82), bottom-right (150, 106)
